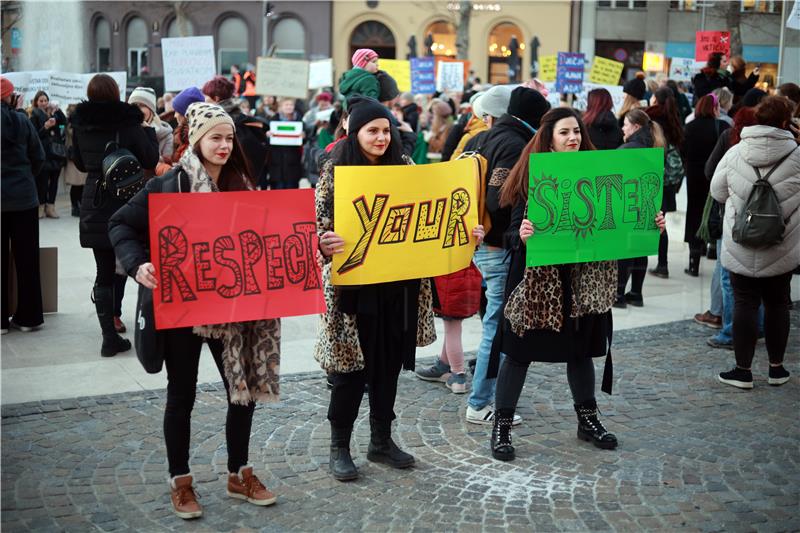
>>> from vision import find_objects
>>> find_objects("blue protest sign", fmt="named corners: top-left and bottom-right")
top-left (411, 57), bottom-right (435, 94)
top-left (556, 52), bottom-right (585, 94)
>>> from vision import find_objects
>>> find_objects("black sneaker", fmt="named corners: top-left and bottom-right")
top-left (718, 368), bottom-right (753, 389)
top-left (768, 365), bottom-right (790, 386)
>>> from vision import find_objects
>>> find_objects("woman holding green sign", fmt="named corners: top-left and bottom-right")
top-left (487, 108), bottom-right (665, 461)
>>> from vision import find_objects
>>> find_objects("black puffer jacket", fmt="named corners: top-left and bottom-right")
top-left (1, 103), bottom-right (45, 212)
top-left (587, 110), bottom-right (623, 150)
top-left (70, 100), bottom-right (159, 250)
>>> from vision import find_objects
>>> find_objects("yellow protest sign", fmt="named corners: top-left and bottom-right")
top-left (588, 56), bottom-right (625, 85)
top-left (377, 59), bottom-right (411, 92)
top-left (332, 158), bottom-right (480, 285)
top-left (539, 55), bottom-right (557, 82)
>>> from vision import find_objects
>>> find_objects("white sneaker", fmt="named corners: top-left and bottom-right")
top-left (466, 405), bottom-right (522, 426)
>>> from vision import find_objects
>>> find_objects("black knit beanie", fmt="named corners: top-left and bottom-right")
top-left (347, 96), bottom-right (394, 134)
top-left (623, 77), bottom-right (646, 100)
top-left (741, 88), bottom-right (767, 108)
top-left (376, 71), bottom-right (400, 102)
top-left (507, 86), bottom-right (551, 130)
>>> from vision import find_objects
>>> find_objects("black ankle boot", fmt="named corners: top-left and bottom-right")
top-left (329, 425), bottom-right (358, 481)
top-left (93, 285), bottom-right (131, 357)
top-left (684, 255), bottom-right (700, 277)
top-left (490, 413), bottom-right (515, 461)
top-left (366, 418), bottom-right (415, 468)
top-left (575, 400), bottom-right (618, 450)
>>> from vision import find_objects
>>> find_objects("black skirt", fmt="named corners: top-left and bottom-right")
top-left (501, 311), bottom-right (612, 364)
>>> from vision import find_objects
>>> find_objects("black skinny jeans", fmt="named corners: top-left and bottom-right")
top-left (617, 257), bottom-right (648, 297)
top-left (657, 230), bottom-right (668, 268)
top-left (163, 327), bottom-right (256, 476)
top-left (37, 167), bottom-right (60, 205)
top-left (730, 271), bottom-right (793, 369)
top-left (1, 208), bottom-right (44, 329)
top-left (496, 355), bottom-right (596, 417)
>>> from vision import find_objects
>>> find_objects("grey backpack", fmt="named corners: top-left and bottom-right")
top-left (731, 147), bottom-right (796, 249)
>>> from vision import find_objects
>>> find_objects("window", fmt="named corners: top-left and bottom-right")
top-left (423, 20), bottom-right (457, 58)
top-left (740, 0), bottom-right (778, 13)
top-left (217, 16), bottom-right (249, 74)
top-left (126, 17), bottom-right (148, 77)
top-left (349, 21), bottom-right (396, 60)
top-left (669, 0), bottom-right (697, 10)
top-left (599, 0), bottom-right (647, 7)
top-left (272, 17), bottom-right (306, 59)
top-left (95, 18), bottom-right (111, 72)
top-left (166, 17), bottom-right (195, 38)
top-left (488, 22), bottom-right (524, 84)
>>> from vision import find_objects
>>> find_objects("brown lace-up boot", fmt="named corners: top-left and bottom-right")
top-left (227, 466), bottom-right (276, 506)
top-left (169, 474), bottom-right (202, 519)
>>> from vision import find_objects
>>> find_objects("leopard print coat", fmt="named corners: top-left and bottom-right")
top-left (313, 158), bottom-right (436, 373)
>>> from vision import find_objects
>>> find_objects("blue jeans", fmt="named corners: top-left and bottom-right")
top-left (468, 245), bottom-right (510, 410)
top-left (714, 244), bottom-right (763, 344)
top-left (710, 240), bottom-right (723, 317)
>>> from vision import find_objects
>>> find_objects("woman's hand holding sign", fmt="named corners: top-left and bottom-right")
top-left (320, 231), bottom-right (345, 257)
top-left (520, 219), bottom-right (535, 244)
top-left (655, 211), bottom-right (666, 234)
top-left (472, 225), bottom-right (485, 246)
top-left (136, 262), bottom-right (158, 289)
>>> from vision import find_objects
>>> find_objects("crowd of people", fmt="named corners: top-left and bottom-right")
top-left (1, 47), bottom-right (798, 521)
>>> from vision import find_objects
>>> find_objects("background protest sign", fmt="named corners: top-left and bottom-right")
top-left (587, 56), bottom-right (624, 85)
top-left (308, 58), bottom-right (333, 89)
top-left (148, 189), bottom-right (324, 330)
top-left (378, 59), bottom-right (411, 92)
top-left (256, 57), bottom-right (309, 98)
top-left (526, 148), bottom-right (664, 267)
top-left (269, 121), bottom-right (303, 146)
top-left (4, 71), bottom-right (126, 105)
top-left (435, 60), bottom-right (465, 92)
top-left (668, 57), bottom-right (697, 81)
top-left (695, 31), bottom-right (730, 62)
top-left (411, 57), bottom-right (435, 94)
top-left (161, 36), bottom-right (216, 92)
top-left (539, 55), bottom-right (557, 82)
top-left (332, 158), bottom-right (480, 285)
top-left (556, 52), bottom-right (585, 93)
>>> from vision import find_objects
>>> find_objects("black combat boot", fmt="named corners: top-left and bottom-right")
top-left (93, 285), bottom-right (131, 357)
top-left (490, 412), bottom-right (515, 461)
top-left (575, 400), bottom-right (618, 450)
top-left (366, 418), bottom-right (415, 468)
top-left (329, 424), bottom-right (358, 481)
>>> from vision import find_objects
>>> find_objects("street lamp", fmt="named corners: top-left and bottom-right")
top-left (696, 1), bottom-right (715, 31)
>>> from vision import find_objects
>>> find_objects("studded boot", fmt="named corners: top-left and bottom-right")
top-left (366, 418), bottom-right (415, 469)
top-left (575, 400), bottom-right (618, 450)
top-left (490, 412), bottom-right (515, 461)
top-left (93, 285), bottom-right (131, 357)
top-left (329, 424), bottom-right (358, 481)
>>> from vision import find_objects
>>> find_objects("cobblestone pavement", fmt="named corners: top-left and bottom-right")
top-left (2, 313), bottom-right (799, 533)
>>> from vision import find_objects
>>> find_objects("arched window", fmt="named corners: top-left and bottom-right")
top-left (217, 16), bottom-right (249, 74)
top-left (95, 18), bottom-right (111, 72)
top-left (272, 17), bottom-right (305, 59)
top-left (166, 17), bottom-right (195, 38)
top-left (488, 22), bottom-right (524, 84)
top-left (349, 20), bottom-right (395, 61)
top-left (423, 20), bottom-right (456, 58)
top-left (126, 17), bottom-right (149, 77)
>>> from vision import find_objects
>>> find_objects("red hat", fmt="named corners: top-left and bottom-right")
top-left (316, 91), bottom-right (333, 103)
top-left (0, 76), bottom-right (14, 99)
top-left (351, 48), bottom-right (378, 69)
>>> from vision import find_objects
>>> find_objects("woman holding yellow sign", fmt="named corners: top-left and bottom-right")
top-left (315, 96), bottom-right (484, 481)
top-left (490, 108), bottom-right (665, 461)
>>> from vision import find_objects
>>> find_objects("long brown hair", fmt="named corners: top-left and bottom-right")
top-left (582, 88), bottom-right (613, 128)
top-left (499, 108), bottom-right (595, 208)
top-left (194, 133), bottom-right (254, 191)
top-left (624, 109), bottom-right (665, 148)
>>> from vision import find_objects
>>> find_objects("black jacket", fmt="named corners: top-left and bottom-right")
top-left (692, 69), bottom-right (730, 99)
top-left (70, 100), bottom-right (159, 250)
top-left (401, 102), bottom-right (419, 133)
top-left (480, 114), bottom-right (536, 248)
top-left (730, 73), bottom-right (758, 101)
top-left (440, 113), bottom-right (469, 162)
top-left (267, 112), bottom-right (304, 188)
top-left (109, 167), bottom-right (189, 277)
top-left (587, 111), bottom-right (623, 150)
top-left (29, 107), bottom-right (67, 171)
top-left (618, 125), bottom-right (654, 150)
top-left (1, 103), bottom-right (45, 212)
top-left (222, 100), bottom-right (269, 179)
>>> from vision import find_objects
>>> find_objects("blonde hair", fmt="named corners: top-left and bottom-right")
top-left (713, 87), bottom-right (733, 111)
top-left (618, 93), bottom-right (643, 119)
top-left (645, 78), bottom-right (659, 94)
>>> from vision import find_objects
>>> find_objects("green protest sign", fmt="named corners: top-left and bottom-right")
top-left (526, 148), bottom-right (664, 267)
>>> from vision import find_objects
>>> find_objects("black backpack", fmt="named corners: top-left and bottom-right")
top-left (95, 132), bottom-right (145, 207)
top-left (731, 147), bottom-right (796, 249)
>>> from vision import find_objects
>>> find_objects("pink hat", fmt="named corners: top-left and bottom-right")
top-left (351, 48), bottom-right (378, 69)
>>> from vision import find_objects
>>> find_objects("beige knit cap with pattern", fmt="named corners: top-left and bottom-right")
top-left (185, 102), bottom-right (235, 147)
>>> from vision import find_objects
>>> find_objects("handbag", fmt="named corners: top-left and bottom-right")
top-left (50, 141), bottom-right (67, 160)
top-left (134, 284), bottom-right (165, 373)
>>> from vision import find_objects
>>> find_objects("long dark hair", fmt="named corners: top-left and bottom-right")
top-left (32, 90), bottom-right (49, 108)
top-left (331, 120), bottom-right (405, 167)
top-left (194, 134), bottom-right (254, 191)
top-left (500, 108), bottom-right (595, 208)
top-left (647, 87), bottom-right (684, 147)
top-left (582, 88), bottom-right (613, 128)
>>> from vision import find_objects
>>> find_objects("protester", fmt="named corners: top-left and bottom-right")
top-left (728, 56), bottom-right (759, 104)
top-left (69, 74), bottom-right (159, 357)
top-left (29, 90), bottom-right (66, 219)
top-left (339, 48), bottom-right (380, 102)
top-left (160, 92), bottom-right (177, 128)
top-left (583, 88), bottom-right (623, 150)
top-left (398, 92), bottom-right (419, 132)
top-left (164, 86), bottom-right (205, 175)
top-left (491, 107), bottom-right (666, 460)
top-left (693, 52), bottom-right (729, 99)
top-left (109, 102), bottom-right (278, 518)
top-left (710, 96), bottom-right (799, 389)
top-left (618, 72), bottom-right (646, 126)
top-left (242, 65), bottom-right (257, 108)
top-left (257, 95), bottom-right (278, 121)
top-left (314, 96), bottom-right (463, 481)
top-left (129, 86), bottom-right (174, 162)
top-left (1, 76), bottom-right (46, 334)
top-left (426, 98), bottom-right (454, 155)
top-left (682, 94), bottom-right (729, 277)
top-left (614, 109), bottom-right (666, 308)
top-left (266, 98), bottom-right (304, 189)
top-left (229, 64), bottom-right (244, 96)
top-left (666, 79), bottom-right (693, 123)
top-left (62, 103), bottom-right (87, 217)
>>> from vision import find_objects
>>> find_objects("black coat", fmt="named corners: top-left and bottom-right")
top-left (401, 102), bottom-right (419, 133)
top-left (730, 73), bottom-right (758, 101)
top-left (29, 107), bottom-right (66, 171)
top-left (1, 103), bottom-right (45, 212)
top-left (70, 100), bottom-right (159, 250)
top-left (226, 103), bottom-right (269, 179)
top-left (440, 113), bottom-right (469, 162)
top-left (692, 70), bottom-right (731, 99)
top-left (587, 111), bottom-right (624, 150)
top-left (682, 117), bottom-right (729, 244)
top-left (618, 125), bottom-right (653, 150)
top-left (267, 113), bottom-right (304, 189)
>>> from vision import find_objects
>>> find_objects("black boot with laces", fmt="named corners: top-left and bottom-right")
top-left (490, 412), bottom-right (515, 461)
top-left (575, 400), bottom-right (618, 450)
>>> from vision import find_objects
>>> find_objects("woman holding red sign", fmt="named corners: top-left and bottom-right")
top-left (109, 102), bottom-right (279, 520)
top-left (489, 108), bottom-right (666, 462)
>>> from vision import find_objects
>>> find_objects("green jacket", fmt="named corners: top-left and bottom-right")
top-left (338, 68), bottom-right (380, 104)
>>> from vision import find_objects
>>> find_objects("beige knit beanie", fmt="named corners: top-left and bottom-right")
top-left (185, 102), bottom-right (235, 147)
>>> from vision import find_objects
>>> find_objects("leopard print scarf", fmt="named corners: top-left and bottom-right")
top-left (504, 262), bottom-right (617, 337)
top-left (181, 148), bottom-right (281, 404)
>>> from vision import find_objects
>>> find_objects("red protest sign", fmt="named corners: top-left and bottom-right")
top-left (695, 31), bottom-right (731, 62)
top-left (148, 189), bottom-right (324, 330)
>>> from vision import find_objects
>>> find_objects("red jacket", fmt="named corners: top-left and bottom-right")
top-left (433, 263), bottom-right (482, 319)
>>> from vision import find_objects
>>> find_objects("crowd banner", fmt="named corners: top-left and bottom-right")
top-left (161, 36), bottom-right (216, 92)
top-left (3, 70), bottom-right (126, 105)
top-left (539, 55), bottom-right (557, 82)
top-left (269, 121), bottom-right (303, 146)
top-left (544, 81), bottom-right (624, 113)
top-left (378, 59), bottom-right (411, 92)
top-left (308, 58), bottom-right (333, 89)
top-left (332, 158), bottom-right (480, 285)
top-left (148, 189), bottom-right (325, 329)
top-left (588, 56), bottom-right (624, 85)
top-left (256, 57), bottom-right (310, 98)
top-left (556, 52), bottom-right (585, 94)
top-left (411, 57), bottom-right (436, 94)
top-left (435, 60), bottom-right (466, 92)
top-left (526, 148), bottom-right (664, 267)
top-left (695, 31), bottom-right (730, 62)
top-left (668, 57), bottom-right (697, 81)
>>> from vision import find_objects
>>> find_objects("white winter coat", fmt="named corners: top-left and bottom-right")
top-left (710, 125), bottom-right (800, 277)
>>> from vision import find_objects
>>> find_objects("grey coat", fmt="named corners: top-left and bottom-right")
top-left (710, 125), bottom-right (800, 277)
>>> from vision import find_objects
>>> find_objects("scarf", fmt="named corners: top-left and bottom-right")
top-left (180, 149), bottom-right (281, 404)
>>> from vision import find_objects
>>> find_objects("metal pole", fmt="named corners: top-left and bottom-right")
top-left (701, 4), bottom-right (707, 31)
top-left (261, 1), bottom-right (268, 57)
top-left (777, 0), bottom-right (787, 85)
